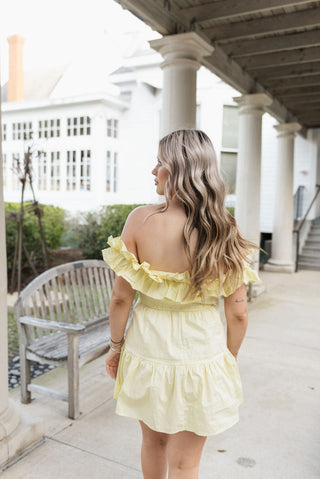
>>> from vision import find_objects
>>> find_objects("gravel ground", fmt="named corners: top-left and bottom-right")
top-left (8, 356), bottom-right (56, 389)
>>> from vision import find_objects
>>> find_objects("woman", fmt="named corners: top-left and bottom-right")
top-left (103, 129), bottom-right (259, 478)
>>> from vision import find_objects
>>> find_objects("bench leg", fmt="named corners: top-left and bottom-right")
top-left (20, 343), bottom-right (31, 403)
top-left (67, 333), bottom-right (80, 419)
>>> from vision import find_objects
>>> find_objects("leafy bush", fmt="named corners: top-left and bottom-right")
top-left (73, 204), bottom-right (145, 259)
top-left (72, 204), bottom-right (235, 260)
top-left (227, 206), bottom-right (234, 217)
top-left (5, 202), bottom-right (66, 284)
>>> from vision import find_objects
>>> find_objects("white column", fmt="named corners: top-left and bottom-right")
top-left (150, 32), bottom-right (214, 136)
top-left (233, 93), bottom-right (273, 277)
top-left (265, 122), bottom-right (301, 273)
top-left (0, 73), bottom-right (44, 469)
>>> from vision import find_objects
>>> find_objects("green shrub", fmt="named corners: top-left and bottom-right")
top-left (74, 204), bottom-right (145, 259)
top-left (73, 204), bottom-right (235, 260)
top-left (227, 206), bottom-right (235, 217)
top-left (5, 202), bottom-right (66, 285)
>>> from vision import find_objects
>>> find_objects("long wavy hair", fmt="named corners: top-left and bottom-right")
top-left (155, 129), bottom-right (259, 297)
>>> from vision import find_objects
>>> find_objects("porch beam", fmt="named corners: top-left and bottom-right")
top-left (271, 85), bottom-right (320, 97)
top-left (238, 46), bottom-right (320, 70)
top-left (115, 0), bottom-right (177, 35)
top-left (252, 61), bottom-right (320, 80)
top-left (222, 29), bottom-right (320, 57)
top-left (180, 0), bottom-right (314, 23)
top-left (265, 73), bottom-right (320, 88)
top-left (204, 8), bottom-right (320, 41)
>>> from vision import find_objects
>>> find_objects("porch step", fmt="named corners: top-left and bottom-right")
top-left (299, 254), bottom-right (320, 264)
top-left (298, 217), bottom-right (320, 271)
top-left (305, 239), bottom-right (320, 246)
top-left (308, 232), bottom-right (320, 239)
top-left (302, 245), bottom-right (320, 253)
top-left (298, 262), bottom-right (320, 271)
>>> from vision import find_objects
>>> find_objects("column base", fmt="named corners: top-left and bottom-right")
top-left (264, 259), bottom-right (295, 273)
top-left (0, 400), bottom-right (44, 470)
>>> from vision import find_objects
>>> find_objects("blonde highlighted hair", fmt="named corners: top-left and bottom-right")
top-left (156, 129), bottom-right (259, 297)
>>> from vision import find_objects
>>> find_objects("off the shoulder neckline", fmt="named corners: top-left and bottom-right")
top-left (105, 236), bottom-right (191, 281)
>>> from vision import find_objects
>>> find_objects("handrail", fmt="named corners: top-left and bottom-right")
top-left (293, 184), bottom-right (320, 272)
top-left (294, 185), bottom-right (305, 220)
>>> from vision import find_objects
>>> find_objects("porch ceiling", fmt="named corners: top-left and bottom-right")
top-left (115, 0), bottom-right (320, 133)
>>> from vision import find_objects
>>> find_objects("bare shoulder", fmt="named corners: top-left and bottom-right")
top-left (121, 204), bottom-right (163, 242)
top-left (126, 204), bottom-right (163, 225)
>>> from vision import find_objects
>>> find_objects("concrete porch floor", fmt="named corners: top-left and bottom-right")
top-left (2, 269), bottom-right (320, 479)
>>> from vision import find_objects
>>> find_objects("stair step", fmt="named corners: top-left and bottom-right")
top-left (298, 262), bottom-right (320, 271)
top-left (299, 255), bottom-right (320, 263)
top-left (309, 232), bottom-right (320, 238)
top-left (301, 252), bottom-right (320, 258)
top-left (306, 240), bottom-right (320, 246)
top-left (303, 246), bottom-right (320, 253)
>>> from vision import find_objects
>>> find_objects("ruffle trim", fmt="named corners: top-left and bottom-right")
top-left (113, 347), bottom-right (243, 435)
top-left (102, 236), bottom-right (259, 300)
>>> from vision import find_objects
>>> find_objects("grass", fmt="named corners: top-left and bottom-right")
top-left (8, 312), bottom-right (19, 360)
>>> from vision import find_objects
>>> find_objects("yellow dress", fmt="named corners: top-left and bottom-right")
top-left (102, 236), bottom-right (259, 436)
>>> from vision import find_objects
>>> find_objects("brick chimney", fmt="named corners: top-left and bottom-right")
top-left (7, 34), bottom-right (25, 102)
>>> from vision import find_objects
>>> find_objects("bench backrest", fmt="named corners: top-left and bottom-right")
top-left (14, 260), bottom-right (115, 340)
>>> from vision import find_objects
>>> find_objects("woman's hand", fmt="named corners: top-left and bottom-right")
top-left (105, 348), bottom-right (121, 379)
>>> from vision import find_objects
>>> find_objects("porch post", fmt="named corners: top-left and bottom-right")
top-left (233, 94), bottom-right (273, 283)
top-left (150, 32), bottom-right (213, 136)
top-left (265, 122), bottom-right (301, 273)
top-left (0, 67), bottom-right (44, 470)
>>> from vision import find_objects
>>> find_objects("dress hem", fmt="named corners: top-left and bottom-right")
top-left (114, 408), bottom-right (241, 437)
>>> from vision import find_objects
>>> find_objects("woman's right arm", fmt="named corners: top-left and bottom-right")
top-left (224, 283), bottom-right (248, 360)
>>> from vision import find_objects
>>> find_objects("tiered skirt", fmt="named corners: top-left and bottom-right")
top-left (114, 295), bottom-right (243, 436)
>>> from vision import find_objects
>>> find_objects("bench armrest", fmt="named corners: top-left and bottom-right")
top-left (19, 316), bottom-right (85, 333)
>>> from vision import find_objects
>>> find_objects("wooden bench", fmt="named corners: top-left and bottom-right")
top-left (14, 259), bottom-right (116, 419)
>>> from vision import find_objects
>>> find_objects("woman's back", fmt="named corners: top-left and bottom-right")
top-left (132, 203), bottom-right (198, 274)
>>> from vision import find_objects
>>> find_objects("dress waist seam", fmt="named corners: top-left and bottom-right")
top-left (138, 295), bottom-right (217, 312)
top-left (122, 346), bottom-right (228, 366)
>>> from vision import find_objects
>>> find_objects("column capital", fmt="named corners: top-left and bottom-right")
top-left (274, 122), bottom-right (301, 138)
top-left (233, 93), bottom-right (273, 115)
top-left (149, 32), bottom-right (214, 68)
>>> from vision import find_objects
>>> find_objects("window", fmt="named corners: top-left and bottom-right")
top-left (12, 122), bottom-right (33, 140)
top-left (196, 104), bottom-right (201, 129)
top-left (50, 152), bottom-right (60, 190)
top-left (222, 106), bottom-right (239, 149)
top-left (66, 151), bottom-right (77, 191)
top-left (106, 151), bottom-right (111, 192)
top-left (107, 118), bottom-right (118, 138)
top-left (2, 124), bottom-right (7, 141)
top-left (80, 150), bottom-right (91, 191)
top-left (67, 116), bottom-right (91, 136)
top-left (106, 151), bottom-right (118, 193)
top-left (220, 152), bottom-right (237, 194)
top-left (220, 105), bottom-right (239, 194)
top-left (12, 123), bottom-right (21, 140)
top-left (3, 154), bottom-right (7, 188)
top-left (113, 153), bottom-right (118, 192)
top-left (66, 150), bottom-right (91, 191)
top-left (12, 154), bottom-right (21, 190)
top-left (38, 152), bottom-right (48, 190)
top-left (39, 119), bottom-right (60, 138)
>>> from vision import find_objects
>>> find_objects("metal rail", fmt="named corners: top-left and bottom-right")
top-left (293, 184), bottom-right (320, 272)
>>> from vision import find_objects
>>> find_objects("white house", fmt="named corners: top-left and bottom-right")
top-left (2, 33), bottom-right (319, 243)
